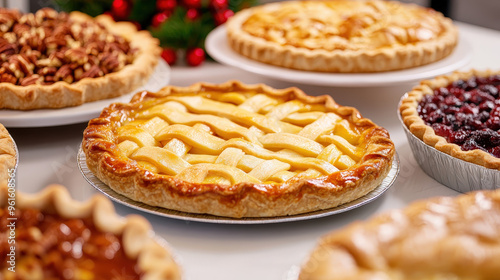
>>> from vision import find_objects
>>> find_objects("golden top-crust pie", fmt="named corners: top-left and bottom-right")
top-left (0, 185), bottom-right (181, 280)
top-left (0, 123), bottom-right (16, 187)
top-left (0, 8), bottom-right (161, 110)
top-left (299, 189), bottom-right (500, 279)
top-left (399, 69), bottom-right (500, 170)
top-left (227, 0), bottom-right (458, 72)
top-left (82, 81), bottom-right (395, 218)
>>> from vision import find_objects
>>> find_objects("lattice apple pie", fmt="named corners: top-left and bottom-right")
top-left (0, 185), bottom-right (181, 280)
top-left (82, 81), bottom-right (395, 218)
top-left (227, 0), bottom-right (458, 72)
top-left (0, 8), bottom-right (160, 110)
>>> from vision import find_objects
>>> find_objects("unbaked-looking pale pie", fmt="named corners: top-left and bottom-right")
top-left (399, 69), bottom-right (500, 170)
top-left (0, 185), bottom-right (181, 280)
top-left (0, 8), bottom-right (160, 110)
top-left (0, 123), bottom-right (16, 187)
top-left (299, 189), bottom-right (500, 279)
top-left (82, 81), bottom-right (395, 218)
top-left (227, 0), bottom-right (458, 72)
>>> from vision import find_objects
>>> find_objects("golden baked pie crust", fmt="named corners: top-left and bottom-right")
top-left (0, 11), bottom-right (161, 110)
top-left (82, 81), bottom-right (395, 218)
top-left (227, 0), bottom-right (458, 73)
top-left (399, 69), bottom-right (500, 170)
top-left (299, 189), bottom-right (500, 279)
top-left (0, 123), bottom-right (16, 187)
top-left (0, 185), bottom-right (181, 279)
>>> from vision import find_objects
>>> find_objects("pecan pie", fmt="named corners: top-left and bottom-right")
top-left (299, 189), bottom-right (500, 279)
top-left (0, 8), bottom-right (161, 110)
top-left (227, 0), bottom-right (458, 72)
top-left (400, 69), bottom-right (500, 170)
top-left (0, 185), bottom-right (181, 280)
top-left (0, 123), bottom-right (16, 187)
top-left (82, 81), bottom-right (395, 218)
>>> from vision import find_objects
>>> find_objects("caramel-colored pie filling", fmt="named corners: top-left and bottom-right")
top-left (0, 8), bottom-right (135, 86)
top-left (0, 207), bottom-right (142, 280)
top-left (83, 82), bottom-right (395, 217)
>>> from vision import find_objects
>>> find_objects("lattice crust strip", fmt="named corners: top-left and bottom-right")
top-left (115, 92), bottom-right (366, 185)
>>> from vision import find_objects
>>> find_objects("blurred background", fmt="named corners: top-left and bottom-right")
top-left (3, 0), bottom-right (500, 31)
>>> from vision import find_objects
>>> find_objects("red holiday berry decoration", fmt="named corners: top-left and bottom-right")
top-left (186, 48), bottom-right (205, 66)
top-left (183, 0), bottom-right (202, 9)
top-left (210, 0), bottom-right (228, 10)
top-left (186, 8), bottom-right (200, 21)
top-left (161, 48), bottom-right (177, 65)
top-left (156, 0), bottom-right (177, 11)
top-left (111, 0), bottom-right (131, 20)
top-left (214, 9), bottom-right (234, 26)
top-left (152, 11), bottom-right (170, 27)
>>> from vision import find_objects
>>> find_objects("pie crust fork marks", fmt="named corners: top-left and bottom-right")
top-left (227, 0), bottom-right (458, 73)
top-left (82, 81), bottom-right (395, 218)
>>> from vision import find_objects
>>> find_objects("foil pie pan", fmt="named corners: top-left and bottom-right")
top-left (398, 107), bottom-right (500, 193)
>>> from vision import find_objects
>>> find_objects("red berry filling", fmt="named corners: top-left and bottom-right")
top-left (418, 75), bottom-right (500, 158)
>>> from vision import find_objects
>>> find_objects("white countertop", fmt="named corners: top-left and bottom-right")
top-left (9, 22), bottom-right (500, 280)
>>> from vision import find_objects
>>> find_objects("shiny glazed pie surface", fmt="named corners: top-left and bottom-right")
top-left (241, 0), bottom-right (448, 51)
top-left (115, 91), bottom-right (366, 184)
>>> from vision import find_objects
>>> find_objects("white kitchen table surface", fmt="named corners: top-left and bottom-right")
top-left (8, 22), bottom-right (500, 280)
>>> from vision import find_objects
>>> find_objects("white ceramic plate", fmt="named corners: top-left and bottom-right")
top-left (78, 147), bottom-right (400, 224)
top-left (0, 60), bottom-right (171, 128)
top-left (205, 25), bottom-right (472, 87)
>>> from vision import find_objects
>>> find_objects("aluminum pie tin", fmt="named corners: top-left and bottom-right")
top-left (77, 147), bottom-right (400, 224)
top-left (398, 105), bottom-right (500, 193)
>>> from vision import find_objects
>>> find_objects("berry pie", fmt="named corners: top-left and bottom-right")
top-left (0, 185), bottom-right (181, 280)
top-left (299, 189), bottom-right (500, 279)
top-left (226, 0), bottom-right (458, 72)
top-left (400, 69), bottom-right (500, 170)
top-left (0, 8), bottom-right (160, 110)
top-left (82, 81), bottom-right (395, 218)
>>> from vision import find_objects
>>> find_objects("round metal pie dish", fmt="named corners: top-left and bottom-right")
top-left (398, 95), bottom-right (500, 192)
top-left (78, 147), bottom-right (400, 224)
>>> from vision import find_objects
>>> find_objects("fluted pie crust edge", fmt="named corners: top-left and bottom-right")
top-left (0, 185), bottom-right (181, 279)
top-left (226, 1), bottom-right (458, 73)
top-left (0, 12), bottom-right (161, 110)
top-left (399, 69), bottom-right (500, 170)
top-left (299, 189), bottom-right (500, 279)
top-left (82, 81), bottom-right (395, 218)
